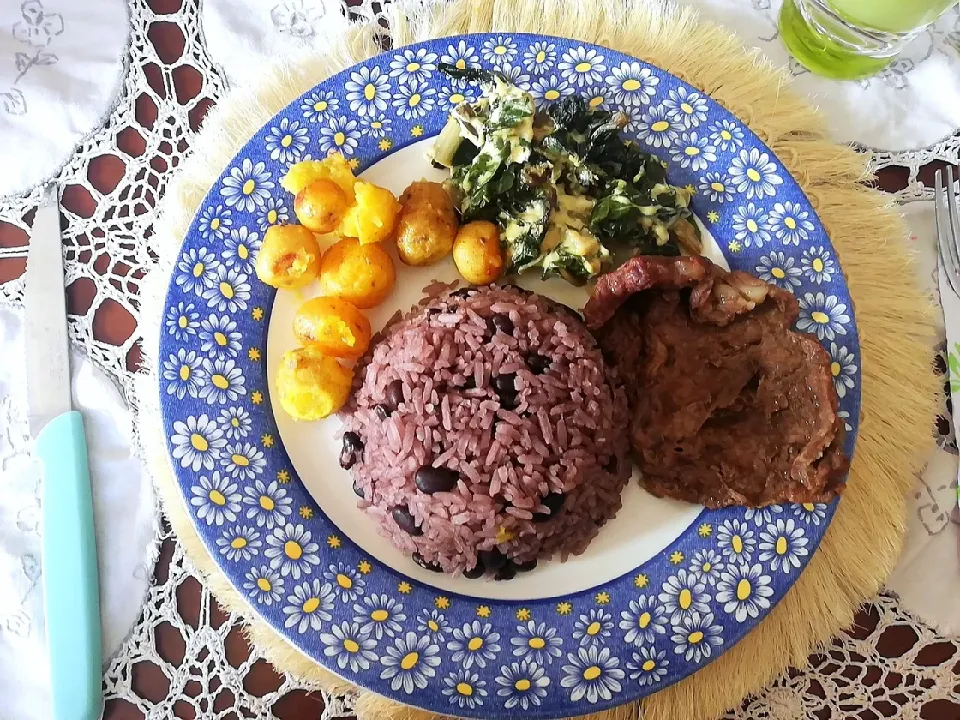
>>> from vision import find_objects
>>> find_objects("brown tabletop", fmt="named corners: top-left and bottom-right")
top-left (0, 2), bottom-right (958, 718)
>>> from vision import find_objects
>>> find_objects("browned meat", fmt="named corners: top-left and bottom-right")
top-left (584, 255), bottom-right (849, 508)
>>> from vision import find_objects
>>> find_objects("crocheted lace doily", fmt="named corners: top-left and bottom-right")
top-left (0, 0), bottom-right (956, 717)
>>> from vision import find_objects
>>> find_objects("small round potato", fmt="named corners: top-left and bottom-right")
top-left (395, 180), bottom-right (459, 266)
top-left (255, 224), bottom-right (322, 289)
top-left (318, 237), bottom-right (396, 309)
top-left (295, 179), bottom-right (350, 233)
top-left (275, 346), bottom-right (353, 421)
top-left (293, 297), bottom-right (371, 359)
top-left (453, 221), bottom-right (504, 285)
top-left (339, 181), bottom-right (402, 245)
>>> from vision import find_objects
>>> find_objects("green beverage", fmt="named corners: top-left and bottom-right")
top-left (779, 0), bottom-right (958, 80)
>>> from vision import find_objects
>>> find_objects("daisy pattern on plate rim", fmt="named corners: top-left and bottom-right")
top-left (360, 115), bottom-right (392, 137)
top-left (481, 35), bottom-right (518, 65)
top-left (529, 75), bottom-right (573, 106)
top-left (670, 611), bottom-right (723, 663)
top-left (319, 117), bottom-right (361, 156)
top-left (170, 414), bottom-right (225, 471)
top-left (572, 608), bottom-right (614, 647)
top-left (221, 226), bottom-right (260, 272)
top-left (162, 348), bottom-right (201, 399)
top-left (197, 204), bottom-right (232, 241)
top-left (174, 248), bottom-right (220, 296)
top-left (441, 668), bottom-right (488, 710)
top-left (498, 63), bottom-right (532, 91)
top-left (380, 632), bottom-right (442, 694)
top-left (558, 45), bottom-right (606, 87)
top-left (300, 89), bottom-right (339, 122)
top-left (670, 131), bottom-right (717, 172)
top-left (217, 524), bottom-right (262, 562)
top-left (769, 200), bottom-right (815, 246)
top-left (201, 265), bottom-right (251, 314)
top-left (755, 251), bottom-right (802, 290)
top-left (829, 342), bottom-right (857, 398)
top-left (662, 85), bottom-right (709, 128)
top-left (440, 39), bottom-right (479, 71)
top-left (633, 105), bottom-right (679, 148)
top-left (344, 65), bottom-right (391, 117)
top-left (793, 502), bottom-right (829, 526)
top-left (220, 158), bottom-right (274, 213)
top-left (220, 441), bottom-right (266, 480)
top-left (698, 171), bottom-right (734, 203)
top-left (389, 46), bottom-right (438, 84)
top-left (606, 61), bottom-right (658, 107)
top-left (797, 292), bottom-right (850, 341)
top-left (265, 117), bottom-right (308, 164)
top-left (716, 518), bottom-right (757, 563)
top-left (759, 518), bottom-right (809, 573)
top-left (715, 562), bottom-right (774, 622)
top-left (393, 78), bottom-right (437, 120)
top-left (324, 561), bottom-right (366, 603)
top-left (448, 620), bottom-right (502, 669)
top-left (284, 578), bottom-right (334, 633)
top-left (688, 549), bottom-right (724, 586)
top-left (801, 245), bottom-right (837, 284)
top-left (196, 357), bottom-right (245, 405)
top-left (265, 523), bottom-right (321, 579)
top-left (619, 595), bottom-right (668, 646)
top-left (626, 646), bottom-right (669, 687)
top-left (257, 195), bottom-right (289, 232)
top-left (198, 313), bottom-right (242, 359)
top-left (189, 471), bottom-right (240, 526)
top-left (523, 40), bottom-right (556, 72)
top-left (353, 593), bottom-right (407, 640)
top-left (708, 118), bottom-right (745, 150)
top-left (242, 478), bottom-right (293, 529)
top-left (658, 568), bottom-right (710, 622)
top-left (496, 659), bottom-right (550, 709)
top-left (320, 621), bottom-right (377, 672)
top-left (729, 147), bottom-right (783, 200)
top-left (560, 645), bottom-right (624, 704)
top-left (218, 405), bottom-right (251, 440)
top-left (743, 504), bottom-right (783, 527)
top-left (731, 202), bottom-right (773, 248)
top-left (438, 81), bottom-right (476, 108)
top-left (244, 564), bottom-right (285, 606)
top-left (510, 620), bottom-right (563, 665)
top-left (416, 608), bottom-right (451, 640)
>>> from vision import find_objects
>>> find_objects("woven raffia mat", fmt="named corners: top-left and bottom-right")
top-left (138, 0), bottom-right (940, 718)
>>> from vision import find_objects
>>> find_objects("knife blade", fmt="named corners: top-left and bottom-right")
top-left (25, 187), bottom-right (103, 720)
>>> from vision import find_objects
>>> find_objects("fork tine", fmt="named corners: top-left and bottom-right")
top-left (946, 166), bottom-right (960, 271)
top-left (935, 169), bottom-right (960, 299)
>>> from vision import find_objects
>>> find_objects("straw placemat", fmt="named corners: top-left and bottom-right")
top-left (138, 0), bottom-right (939, 718)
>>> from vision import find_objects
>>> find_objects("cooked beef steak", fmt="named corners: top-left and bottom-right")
top-left (584, 255), bottom-right (849, 508)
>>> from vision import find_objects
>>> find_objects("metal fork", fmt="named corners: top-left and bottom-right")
top-left (935, 166), bottom-right (960, 299)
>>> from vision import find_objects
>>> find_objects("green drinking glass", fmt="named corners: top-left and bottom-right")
top-left (779, 0), bottom-right (958, 80)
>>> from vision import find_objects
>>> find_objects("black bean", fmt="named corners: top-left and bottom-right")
top-left (483, 317), bottom-right (496, 339)
top-left (502, 284), bottom-right (530, 296)
top-left (352, 481), bottom-right (365, 499)
top-left (450, 287), bottom-right (476, 299)
top-left (492, 313), bottom-right (514, 335)
top-left (392, 506), bottom-right (423, 536)
top-left (495, 562), bottom-right (517, 581)
top-left (430, 159), bottom-right (446, 170)
top-left (604, 455), bottom-right (619, 474)
top-left (498, 392), bottom-right (518, 411)
top-left (384, 379), bottom-right (404, 411)
top-left (514, 558), bottom-right (538, 573)
top-left (462, 375), bottom-right (476, 390)
top-left (527, 353), bottom-right (551, 374)
top-left (412, 552), bottom-right (443, 573)
top-left (427, 307), bottom-right (442, 316)
top-left (339, 431), bottom-right (364, 470)
top-left (463, 563), bottom-right (485, 579)
top-left (493, 373), bottom-right (516, 394)
top-left (415, 466), bottom-right (460, 494)
top-left (478, 548), bottom-right (507, 571)
top-left (532, 492), bottom-right (566, 522)
top-left (374, 404), bottom-right (390, 420)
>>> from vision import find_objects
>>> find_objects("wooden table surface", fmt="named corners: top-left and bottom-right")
top-left (0, 5), bottom-right (957, 719)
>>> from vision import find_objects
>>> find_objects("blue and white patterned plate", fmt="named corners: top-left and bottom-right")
top-left (158, 34), bottom-right (860, 719)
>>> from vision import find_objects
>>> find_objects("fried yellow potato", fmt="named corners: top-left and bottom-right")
top-left (395, 180), bottom-right (459, 266)
top-left (339, 181), bottom-right (402, 245)
top-left (295, 179), bottom-right (350, 233)
top-left (254, 225), bottom-right (322, 289)
top-left (318, 237), bottom-right (395, 309)
top-left (453, 220), bottom-right (504, 285)
top-left (281, 153), bottom-right (357, 201)
top-left (293, 297), bottom-right (371, 359)
top-left (275, 346), bottom-right (353, 421)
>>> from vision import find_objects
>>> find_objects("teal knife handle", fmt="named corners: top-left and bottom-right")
top-left (38, 411), bottom-right (103, 720)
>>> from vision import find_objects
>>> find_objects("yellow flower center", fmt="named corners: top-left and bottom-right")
top-left (281, 134), bottom-right (292, 148)
top-left (455, 59), bottom-right (466, 69)
top-left (812, 311), bottom-right (830, 324)
top-left (737, 579), bottom-right (752, 600)
top-left (334, 131), bottom-right (346, 146)
top-left (721, 129), bottom-right (732, 140)
top-left (536, 50), bottom-right (546, 63)
top-left (190, 434), bottom-right (208, 451)
top-left (651, 120), bottom-right (669, 132)
top-left (406, 61), bottom-right (421, 72)
top-left (343, 638), bottom-right (359, 653)
top-left (371, 609), bottom-right (389, 622)
top-left (544, 89), bottom-right (560, 100)
top-left (528, 637), bottom-right (546, 649)
top-left (231, 454), bottom-right (249, 467)
top-left (710, 181), bottom-right (725, 192)
top-left (732, 535), bottom-right (743, 553)
top-left (784, 216), bottom-right (797, 229)
top-left (314, 100), bottom-right (328, 112)
top-left (586, 621), bottom-right (602, 636)
top-left (457, 682), bottom-right (473, 696)
top-left (408, 93), bottom-right (421, 107)
top-left (495, 45), bottom-right (507, 55)
top-left (210, 218), bottom-right (220, 230)
top-left (257, 578), bottom-right (271, 591)
top-left (219, 282), bottom-right (235, 299)
top-left (212, 374), bottom-right (229, 389)
top-left (775, 536), bottom-right (788, 555)
top-left (231, 537), bottom-right (247, 549)
top-left (515, 678), bottom-right (531, 691)
top-left (284, 541), bottom-right (303, 560)
top-left (622, 78), bottom-right (641, 91)
top-left (680, 102), bottom-right (693, 114)
top-left (234, 245), bottom-right (247, 261)
top-left (209, 490), bottom-right (226, 505)
top-left (589, 96), bottom-right (604, 108)
top-left (642, 659), bottom-right (656, 671)
top-left (583, 665), bottom-right (602, 681)
top-left (179, 365), bottom-right (191, 381)
top-left (746, 219), bottom-right (758, 233)
top-left (688, 631), bottom-right (704, 644)
top-left (575, 61), bottom-right (592, 72)
top-left (302, 597), bottom-right (320, 613)
top-left (685, 146), bottom-right (700, 156)
top-left (813, 258), bottom-right (824, 272)
top-left (214, 331), bottom-right (227, 346)
top-left (772, 267), bottom-right (785, 279)
top-left (428, 620), bottom-right (439, 632)
top-left (803, 502), bottom-right (816, 511)
top-left (467, 637), bottom-right (484, 651)
top-left (400, 651), bottom-right (419, 670)
top-left (746, 168), bottom-right (762, 182)
top-left (831, 361), bottom-right (841, 377)
top-left (259, 495), bottom-right (275, 510)
top-left (242, 179), bottom-right (256, 195)
top-left (230, 417), bottom-right (240, 427)
top-left (360, 84), bottom-right (376, 102)
top-left (678, 589), bottom-right (693, 610)
top-left (371, 121), bottom-right (382, 129)
top-left (450, 93), bottom-right (465, 104)
top-left (336, 573), bottom-right (352, 589)
top-left (702, 562), bottom-right (712, 572)
top-left (267, 209), bottom-right (278, 224)
top-left (192, 262), bottom-right (205, 277)
top-left (638, 612), bottom-right (651, 628)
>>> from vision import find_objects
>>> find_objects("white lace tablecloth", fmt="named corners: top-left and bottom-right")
top-left (0, 0), bottom-right (957, 718)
